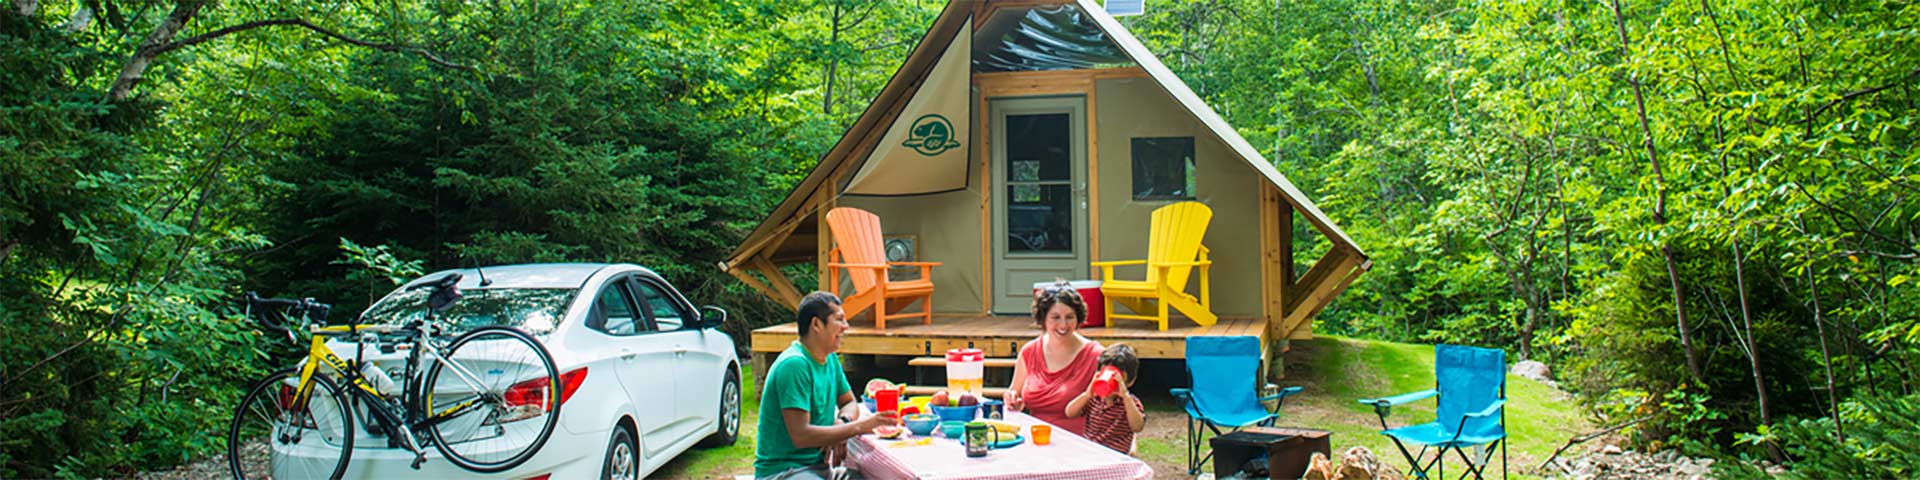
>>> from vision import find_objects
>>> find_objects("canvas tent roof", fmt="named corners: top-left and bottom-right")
top-left (724, 0), bottom-right (1365, 278)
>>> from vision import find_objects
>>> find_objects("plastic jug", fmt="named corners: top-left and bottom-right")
top-left (945, 348), bottom-right (984, 398)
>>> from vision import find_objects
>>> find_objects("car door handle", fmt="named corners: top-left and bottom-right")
top-left (620, 348), bottom-right (636, 361)
top-left (672, 347), bottom-right (689, 355)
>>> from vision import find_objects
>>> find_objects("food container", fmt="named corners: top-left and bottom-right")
top-left (945, 348), bottom-right (984, 398)
top-left (932, 404), bottom-right (977, 422)
top-left (903, 414), bottom-right (940, 436)
top-left (938, 420), bottom-right (967, 438)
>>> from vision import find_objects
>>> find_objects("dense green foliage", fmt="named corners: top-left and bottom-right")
top-left (0, 0), bottom-right (1912, 476)
top-left (1117, 0), bottom-right (1918, 465)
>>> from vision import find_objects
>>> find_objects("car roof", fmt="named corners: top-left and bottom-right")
top-left (402, 263), bottom-right (657, 290)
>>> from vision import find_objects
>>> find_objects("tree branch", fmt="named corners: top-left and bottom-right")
top-left (152, 18), bottom-right (475, 72)
top-left (1809, 67), bottom-right (1920, 121)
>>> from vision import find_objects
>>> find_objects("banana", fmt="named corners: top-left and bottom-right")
top-left (982, 420), bottom-right (1020, 434)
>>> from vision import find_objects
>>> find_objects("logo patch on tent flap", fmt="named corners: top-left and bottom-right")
top-left (903, 114), bottom-right (962, 156)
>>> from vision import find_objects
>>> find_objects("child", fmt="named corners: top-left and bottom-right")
top-left (1066, 343), bottom-right (1147, 455)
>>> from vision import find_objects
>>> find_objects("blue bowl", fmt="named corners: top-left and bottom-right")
top-left (863, 397), bottom-right (877, 412)
top-left (938, 420), bottom-right (967, 438)
top-left (903, 414), bottom-right (939, 436)
top-left (932, 404), bottom-right (977, 422)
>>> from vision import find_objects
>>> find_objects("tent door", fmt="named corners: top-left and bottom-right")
top-left (990, 96), bottom-right (1090, 314)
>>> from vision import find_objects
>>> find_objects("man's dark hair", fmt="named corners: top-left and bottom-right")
top-left (795, 291), bottom-right (842, 337)
top-left (1099, 343), bottom-right (1140, 387)
top-left (1031, 280), bottom-right (1087, 327)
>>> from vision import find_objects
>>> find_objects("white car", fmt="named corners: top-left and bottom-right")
top-left (308, 263), bottom-right (742, 480)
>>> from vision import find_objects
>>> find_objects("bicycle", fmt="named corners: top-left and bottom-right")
top-left (227, 273), bottom-right (562, 479)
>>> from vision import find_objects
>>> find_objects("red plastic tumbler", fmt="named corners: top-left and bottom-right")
top-left (875, 386), bottom-right (900, 416)
top-left (1092, 365), bottom-right (1121, 397)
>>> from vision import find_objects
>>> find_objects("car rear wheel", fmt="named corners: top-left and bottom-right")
top-left (602, 423), bottom-right (638, 480)
top-left (697, 365), bottom-right (741, 447)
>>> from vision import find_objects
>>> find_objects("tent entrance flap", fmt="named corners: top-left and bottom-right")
top-left (843, 19), bottom-right (973, 196)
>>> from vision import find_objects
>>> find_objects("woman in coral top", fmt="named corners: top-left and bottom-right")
top-left (1004, 282), bottom-right (1105, 436)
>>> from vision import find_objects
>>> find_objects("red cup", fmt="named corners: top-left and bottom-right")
top-left (1092, 366), bottom-right (1120, 397)
top-left (876, 387), bottom-right (900, 416)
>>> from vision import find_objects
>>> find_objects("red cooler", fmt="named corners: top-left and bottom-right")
top-left (1032, 280), bottom-right (1104, 328)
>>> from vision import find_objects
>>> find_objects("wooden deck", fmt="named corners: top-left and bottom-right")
top-left (750, 313), bottom-right (1266, 360)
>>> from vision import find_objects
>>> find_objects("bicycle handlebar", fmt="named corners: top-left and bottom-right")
top-left (243, 292), bottom-right (332, 341)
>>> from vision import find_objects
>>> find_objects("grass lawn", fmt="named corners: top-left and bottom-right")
top-left (1130, 336), bottom-right (1593, 479)
top-left (652, 336), bottom-right (1594, 479)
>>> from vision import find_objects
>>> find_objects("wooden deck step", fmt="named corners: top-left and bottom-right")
top-left (902, 385), bottom-right (1009, 398)
top-left (906, 357), bottom-right (1018, 369)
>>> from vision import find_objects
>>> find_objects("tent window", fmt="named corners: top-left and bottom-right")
top-left (1132, 137), bottom-right (1195, 200)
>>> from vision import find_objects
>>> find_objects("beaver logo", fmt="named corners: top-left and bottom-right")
top-left (903, 114), bottom-right (962, 156)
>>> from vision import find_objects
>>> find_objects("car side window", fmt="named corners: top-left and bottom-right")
top-left (588, 278), bottom-right (641, 336)
top-left (633, 280), bottom-right (692, 332)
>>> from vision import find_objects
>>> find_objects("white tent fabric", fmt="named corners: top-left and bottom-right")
top-left (843, 19), bottom-right (972, 196)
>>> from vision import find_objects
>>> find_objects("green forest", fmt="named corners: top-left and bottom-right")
top-left (2, 0), bottom-right (1914, 477)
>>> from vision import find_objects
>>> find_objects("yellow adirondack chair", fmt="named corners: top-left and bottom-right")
top-left (824, 207), bottom-right (941, 329)
top-left (1093, 201), bottom-right (1217, 331)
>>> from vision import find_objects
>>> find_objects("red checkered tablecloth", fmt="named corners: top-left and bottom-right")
top-left (846, 410), bottom-right (1153, 480)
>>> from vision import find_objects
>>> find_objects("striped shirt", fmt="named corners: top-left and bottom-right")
top-left (1084, 393), bottom-right (1145, 455)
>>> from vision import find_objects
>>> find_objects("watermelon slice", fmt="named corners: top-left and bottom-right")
top-left (863, 378), bottom-right (895, 398)
top-left (874, 425), bottom-right (904, 439)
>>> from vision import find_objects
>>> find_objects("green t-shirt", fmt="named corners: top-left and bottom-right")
top-left (754, 341), bottom-right (851, 477)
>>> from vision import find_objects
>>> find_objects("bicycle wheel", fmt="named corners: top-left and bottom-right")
top-left (229, 368), bottom-right (355, 480)
top-left (423, 326), bottom-right (561, 472)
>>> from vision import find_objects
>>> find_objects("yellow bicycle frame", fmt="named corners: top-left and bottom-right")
top-left (292, 325), bottom-right (388, 405)
top-left (289, 324), bottom-right (496, 423)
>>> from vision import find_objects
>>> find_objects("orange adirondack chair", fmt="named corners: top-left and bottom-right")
top-left (1093, 201), bottom-right (1217, 331)
top-left (825, 207), bottom-right (941, 329)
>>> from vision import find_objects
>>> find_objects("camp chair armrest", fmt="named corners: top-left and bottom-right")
top-left (1466, 398), bottom-right (1506, 418)
top-left (1152, 260), bottom-right (1213, 267)
top-left (1357, 388), bottom-right (1438, 408)
top-left (826, 262), bottom-right (889, 270)
top-left (1091, 260), bottom-right (1147, 267)
top-left (887, 261), bottom-right (943, 267)
top-left (1257, 385), bottom-right (1304, 402)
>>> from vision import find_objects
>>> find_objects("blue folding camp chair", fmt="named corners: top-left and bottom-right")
top-left (1357, 344), bottom-right (1508, 480)
top-left (1170, 336), bottom-right (1304, 475)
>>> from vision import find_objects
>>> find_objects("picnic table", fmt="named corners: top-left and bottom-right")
top-left (846, 409), bottom-right (1153, 480)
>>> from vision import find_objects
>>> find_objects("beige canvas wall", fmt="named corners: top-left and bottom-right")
top-left (838, 186), bottom-right (985, 314)
top-left (1093, 77), bottom-right (1262, 317)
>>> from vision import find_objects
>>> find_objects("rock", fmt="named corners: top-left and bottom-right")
top-left (1511, 360), bottom-right (1552, 382)
top-left (1601, 444), bottom-right (1623, 454)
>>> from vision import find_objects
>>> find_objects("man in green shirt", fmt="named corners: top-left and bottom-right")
top-left (755, 292), bottom-right (895, 479)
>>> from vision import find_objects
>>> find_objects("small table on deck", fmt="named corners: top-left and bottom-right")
top-left (846, 410), bottom-right (1152, 480)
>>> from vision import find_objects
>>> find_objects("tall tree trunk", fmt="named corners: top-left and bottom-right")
top-left (1803, 239), bottom-right (1844, 441)
top-left (822, 1), bottom-right (842, 115)
top-left (1608, 0), bottom-right (1703, 382)
top-left (108, 0), bottom-right (209, 100)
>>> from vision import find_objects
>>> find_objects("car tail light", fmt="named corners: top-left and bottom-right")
top-left (497, 367), bottom-right (587, 424)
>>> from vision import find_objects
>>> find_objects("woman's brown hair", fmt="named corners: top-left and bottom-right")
top-left (1031, 280), bottom-right (1088, 327)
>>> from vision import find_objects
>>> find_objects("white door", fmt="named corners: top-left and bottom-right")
top-left (590, 277), bottom-right (680, 460)
top-left (991, 96), bottom-right (1090, 314)
top-left (632, 279), bottom-right (720, 443)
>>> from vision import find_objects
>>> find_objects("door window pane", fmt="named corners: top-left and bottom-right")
top-left (634, 281), bottom-right (691, 332)
top-left (1006, 184), bottom-right (1074, 253)
top-left (1132, 137), bottom-right (1195, 200)
top-left (1005, 114), bottom-right (1070, 181)
top-left (590, 281), bottom-right (639, 336)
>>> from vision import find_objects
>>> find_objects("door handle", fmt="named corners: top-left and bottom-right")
top-left (672, 347), bottom-right (689, 355)
top-left (620, 348), bottom-right (636, 361)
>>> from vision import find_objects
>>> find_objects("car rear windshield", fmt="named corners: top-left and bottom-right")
top-left (363, 288), bottom-right (576, 335)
